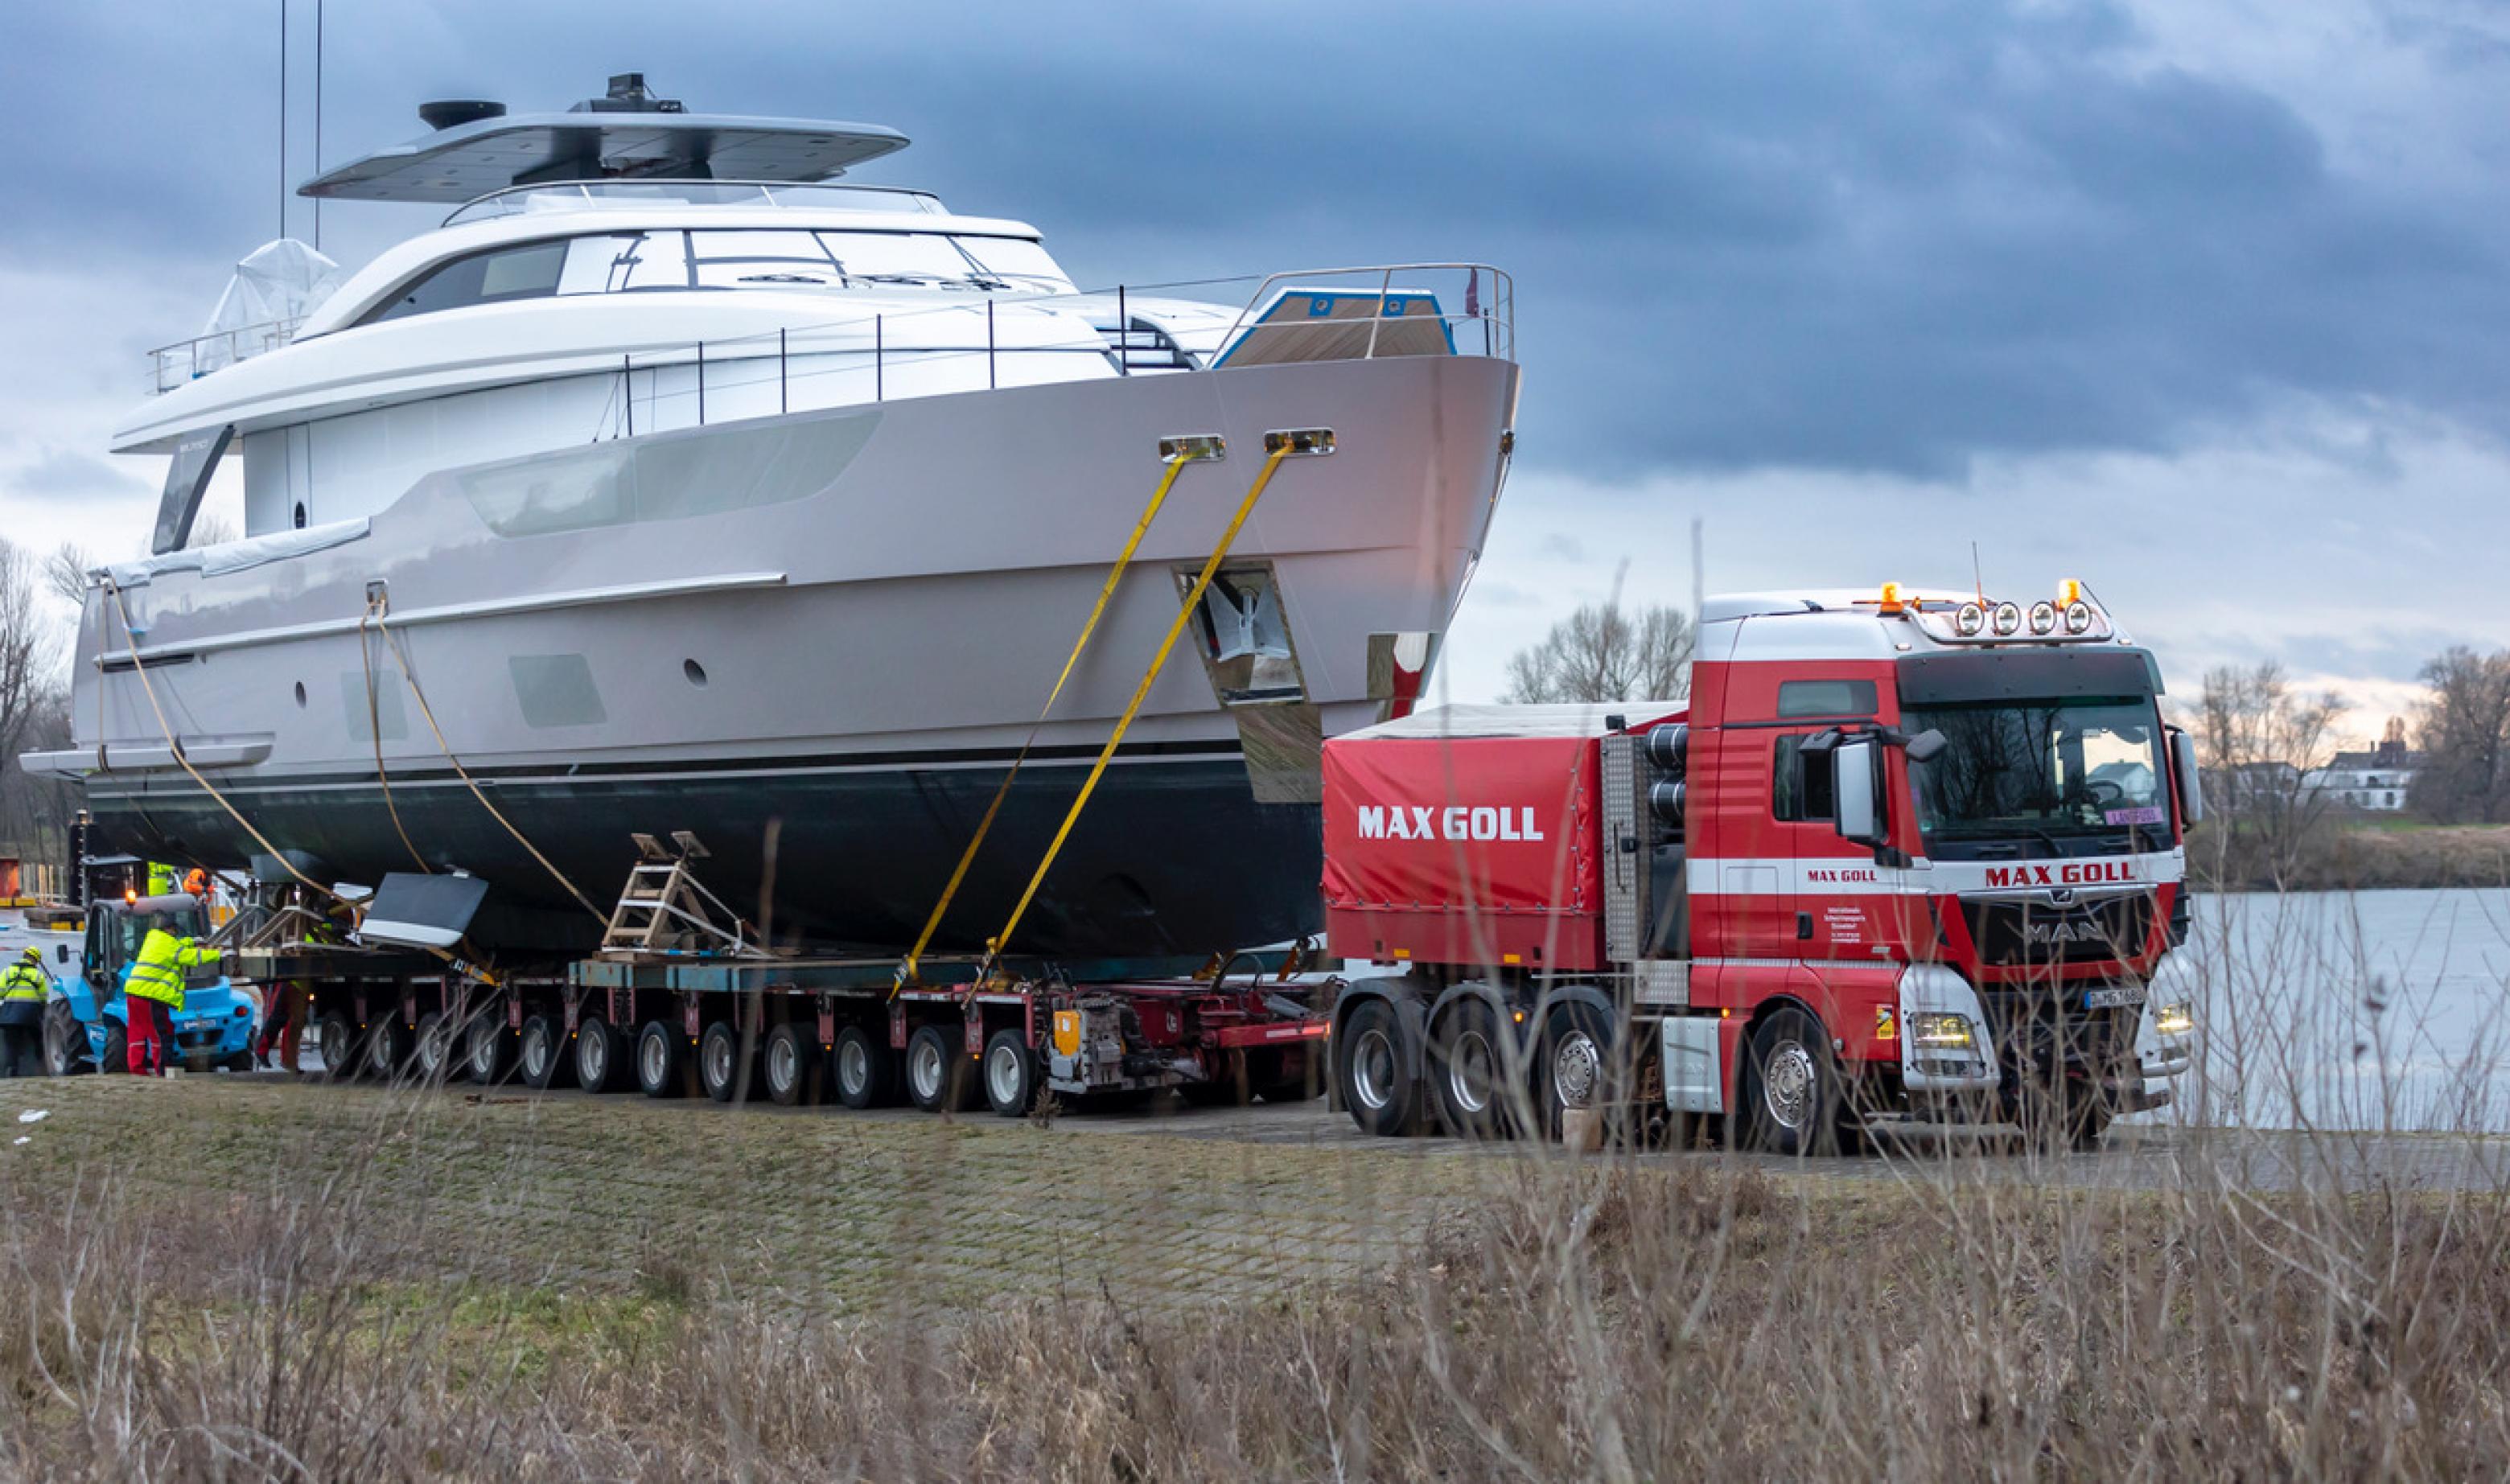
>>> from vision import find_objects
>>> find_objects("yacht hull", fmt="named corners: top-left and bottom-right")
top-left (57, 353), bottom-right (1516, 957)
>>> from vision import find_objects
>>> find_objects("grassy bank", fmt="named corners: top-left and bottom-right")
top-left (2191, 820), bottom-right (2510, 890)
top-left (5, 1078), bottom-right (2510, 1478)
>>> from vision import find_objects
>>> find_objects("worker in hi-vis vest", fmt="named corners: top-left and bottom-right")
top-left (0, 947), bottom-right (47, 1077)
top-left (146, 862), bottom-right (181, 898)
top-left (124, 915), bottom-right (215, 1076)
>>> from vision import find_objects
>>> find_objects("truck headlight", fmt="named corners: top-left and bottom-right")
top-left (1909, 1013), bottom-right (1977, 1050)
top-left (2154, 1002), bottom-right (2194, 1038)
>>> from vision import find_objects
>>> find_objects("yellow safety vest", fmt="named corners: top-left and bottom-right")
top-left (1, 963), bottom-right (44, 1003)
top-left (126, 929), bottom-right (215, 1009)
top-left (148, 863), bottom-right (181, 897)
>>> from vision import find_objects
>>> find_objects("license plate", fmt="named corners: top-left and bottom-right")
top-left (2084, 986), bottom-right (2146, 1009)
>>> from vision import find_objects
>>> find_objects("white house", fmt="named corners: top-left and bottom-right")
top-left (2302, 721), bottom-right (2421, 813)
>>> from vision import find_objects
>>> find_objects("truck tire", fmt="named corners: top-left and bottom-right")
top-left (981, 1028), bottom-right (1039, 1118)
top-left (365, 1016), bottom-right (413, 1079)
top-left (905, 1024), bottom-right (976, 1113)
top-left (1538, 1000), bottom-right (1620, 1141)
top-left (101, 1023), bottom-right (130, 1075)
top-left (464, 1013), bottom-right (516, 1086)
top-left (699, 1022), bottom-right (751, 1104)
top-left (316, 1010), bottom-right (360, 1082)
top-left (1335, 997), bottom-right (1426, 1137)
top-left (762, 1023), bottom-right (812, 1107)
top-left (519, 1013), bottom-right (576, 1091)
top-left (1431, 1000), bottom-right (1513, 1141)
top-left (574, 1015), bottom-right (628, 1094)
top-left (1741, 1005), bottom-right (1841, 1157)
top-left (414, 1011), bottom-right (455, 1082)
top-left (43, 1004), bottom-right (90, 1076)
top-left (833, 1025), bottom-right (897, 1109)
top-left (636, 1020), bottom-right (685, 1100)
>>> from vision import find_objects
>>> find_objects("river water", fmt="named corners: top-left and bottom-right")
top-left (2163, 888), bottom-right (2510, 1133)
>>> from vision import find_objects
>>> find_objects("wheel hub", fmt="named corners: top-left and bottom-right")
top-left (1447, 1029), bottom-right (1496, 1116)
top-left (987, 1045), bottom-right (1023, 1107)
top-left (1352, 1027), bottom-right (1397, 1112)
top-left (839, 1039), bottom-right (868, 1095)
top-left (1551, 1031), bottom-right (1601, 1109)
top-left (1763, 1040), bottom-right (1817, 1130)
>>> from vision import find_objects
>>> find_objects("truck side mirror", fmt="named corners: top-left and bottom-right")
top-left (1905, 728), bottom-right (1948, 764)
top-left (56, 944), bottom-right (70, 964)
top-left (1833, 738), bottom-right (1885, 847)
top-left (2170, 730), bottom-right (2205, 827)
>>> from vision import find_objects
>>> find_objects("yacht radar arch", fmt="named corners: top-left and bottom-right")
top-left (298, 72), bottom-right (910, 204)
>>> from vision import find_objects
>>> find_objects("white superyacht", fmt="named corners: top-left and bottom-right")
top-left (30, 75), bottom-right (1520, 959)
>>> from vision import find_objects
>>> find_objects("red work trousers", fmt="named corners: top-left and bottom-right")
top-left (256, 980), bottom-right (307, 1072)
top-left (126, 997), bottom-right (175, 1075)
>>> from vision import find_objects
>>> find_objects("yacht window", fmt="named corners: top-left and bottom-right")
top-left (363, 240), bottom-right (570, 323)
top-left (598, 231), bottom-right (695, 293)
top-left (816, 231), bottom-right (994, 288)
top-left (957, 236), bottom-right (1073, 290)
top-left (689, 230), bottom-right (843, 288)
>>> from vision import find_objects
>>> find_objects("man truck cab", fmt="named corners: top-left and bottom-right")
top-left (1323, 580), bottom-right (2203, 1150)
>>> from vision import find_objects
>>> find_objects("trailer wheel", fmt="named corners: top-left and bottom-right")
top-left (365, 1017), bottom-right (412, 1079)
top-left (316, 1010), bottom-right (360, 1082)
top-left (464, 1013), bottom-right (516, 1086)
top-left (414, 1011), bottom-right (454, 1082)
top-left (1431, 1001), bottom-right (1513, 1141)
top-left (981, 1029), bottom-right (1039, 1118)
top-left (833, 1025), bottom-right (897, 1109)
top-left (1335, 997), bottom-right (1426, 1137)
top-left (43, 1004), bottom-right (91, 1077)
top-left (574, 1016), bottom-right (628, 1094)
top-left (520, 1013), bottom-right (576, 1091)
top-left (905, 1025), bottom-right (976, 1113)
top-left (1741, 1006), bottom-right (1841, 1157)
top-left (699, 1021), bottom-right (753, 1104)
top-left (636, 1020), bottom-right (685, 1100)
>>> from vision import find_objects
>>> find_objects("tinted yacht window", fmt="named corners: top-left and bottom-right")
top-left (363, 240), bottom-right (570, 323)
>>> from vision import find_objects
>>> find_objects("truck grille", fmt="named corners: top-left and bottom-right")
top-left (1960, 892), bottom-right (2155, 967)
top-left (1977, 993), bottom-right (2141, 1079)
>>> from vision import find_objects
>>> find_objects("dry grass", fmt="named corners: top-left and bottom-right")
top-left (9, 890), bottom-right (2510, 1478)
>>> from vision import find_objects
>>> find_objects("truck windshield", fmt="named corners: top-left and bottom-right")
top-left (1904, 696), bottom-right (2169, 856)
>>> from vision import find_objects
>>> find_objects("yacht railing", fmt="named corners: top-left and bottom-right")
top-left (441, 179), bottom-right (951, 228)
top-left (146, 318), bottom-right (304, 393)
top-left (138, 263), bottom-right (1515, 418)
top-left (587, 263), bottom-right (1515, 438)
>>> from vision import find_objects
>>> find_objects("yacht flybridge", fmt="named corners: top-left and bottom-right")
top-left (32, 75), bottom-right (1520, 959)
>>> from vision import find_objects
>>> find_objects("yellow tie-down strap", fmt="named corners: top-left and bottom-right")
top-left (895, 444), bottom-right (1216, 991)
top-left (981, 438), bottom-right (1298, 973)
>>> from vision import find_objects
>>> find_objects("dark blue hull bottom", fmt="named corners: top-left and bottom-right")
top-left (86, 750), bottom-right (1323, 960)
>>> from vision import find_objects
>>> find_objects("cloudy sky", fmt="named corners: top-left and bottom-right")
top-left (5, 0), bottom-right (2506, 739)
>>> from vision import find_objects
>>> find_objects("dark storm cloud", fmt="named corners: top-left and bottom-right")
top-left (6, 0), bottom-right (2504, 480)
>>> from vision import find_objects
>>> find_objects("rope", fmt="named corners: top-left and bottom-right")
top-left (895, 446), bottom-right (1213, 989)
top-left (369, 606), bottom-right (611, 923)
top-left (101, 582), bottom-right (503, 989)
top-left (357, 597), bottom-right (433, 873)
top-left (980, 441), bottom-right (1294, 975)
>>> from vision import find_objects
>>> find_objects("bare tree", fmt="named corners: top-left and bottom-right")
top-left (1501, 602), bottom-right (1693, 705)
top-left (2411, 646), bottom-right (2510, 823)
top-left (2186, 661), bottom-right (2346, 886)
top-left (43, 541), bottom-right (93, 610)
top-left (0, 538), bottom-right (49, 806)
top-left (186, 515), bottom-right (237, 551)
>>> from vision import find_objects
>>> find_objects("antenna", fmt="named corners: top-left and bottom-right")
top-left (1971, 541), bottom-right (1985, 603)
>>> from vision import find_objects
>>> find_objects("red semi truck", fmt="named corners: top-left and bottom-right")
top-left (1321, 582), bottom-right (2203, 1150)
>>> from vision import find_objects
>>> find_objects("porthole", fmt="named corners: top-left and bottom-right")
top-left (683, 659), bottom-right (709, 688)
top-left (293, 503), bottom-right (307, 530)
top-left (293, 681), bottom-right (307, 709)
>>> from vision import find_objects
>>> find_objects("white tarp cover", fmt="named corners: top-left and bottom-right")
top-left (197, 239), bottom-right (343, 371)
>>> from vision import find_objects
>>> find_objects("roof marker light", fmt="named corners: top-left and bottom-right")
top-left (2028, 601), bottom-right (2058, 635)
top-left (1954, 602), bottom-right (1985, 638)
top-left (1990, 601), bottom-right (2022, 637)
top-left (2064, 600), bottom-right (2095, 635)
